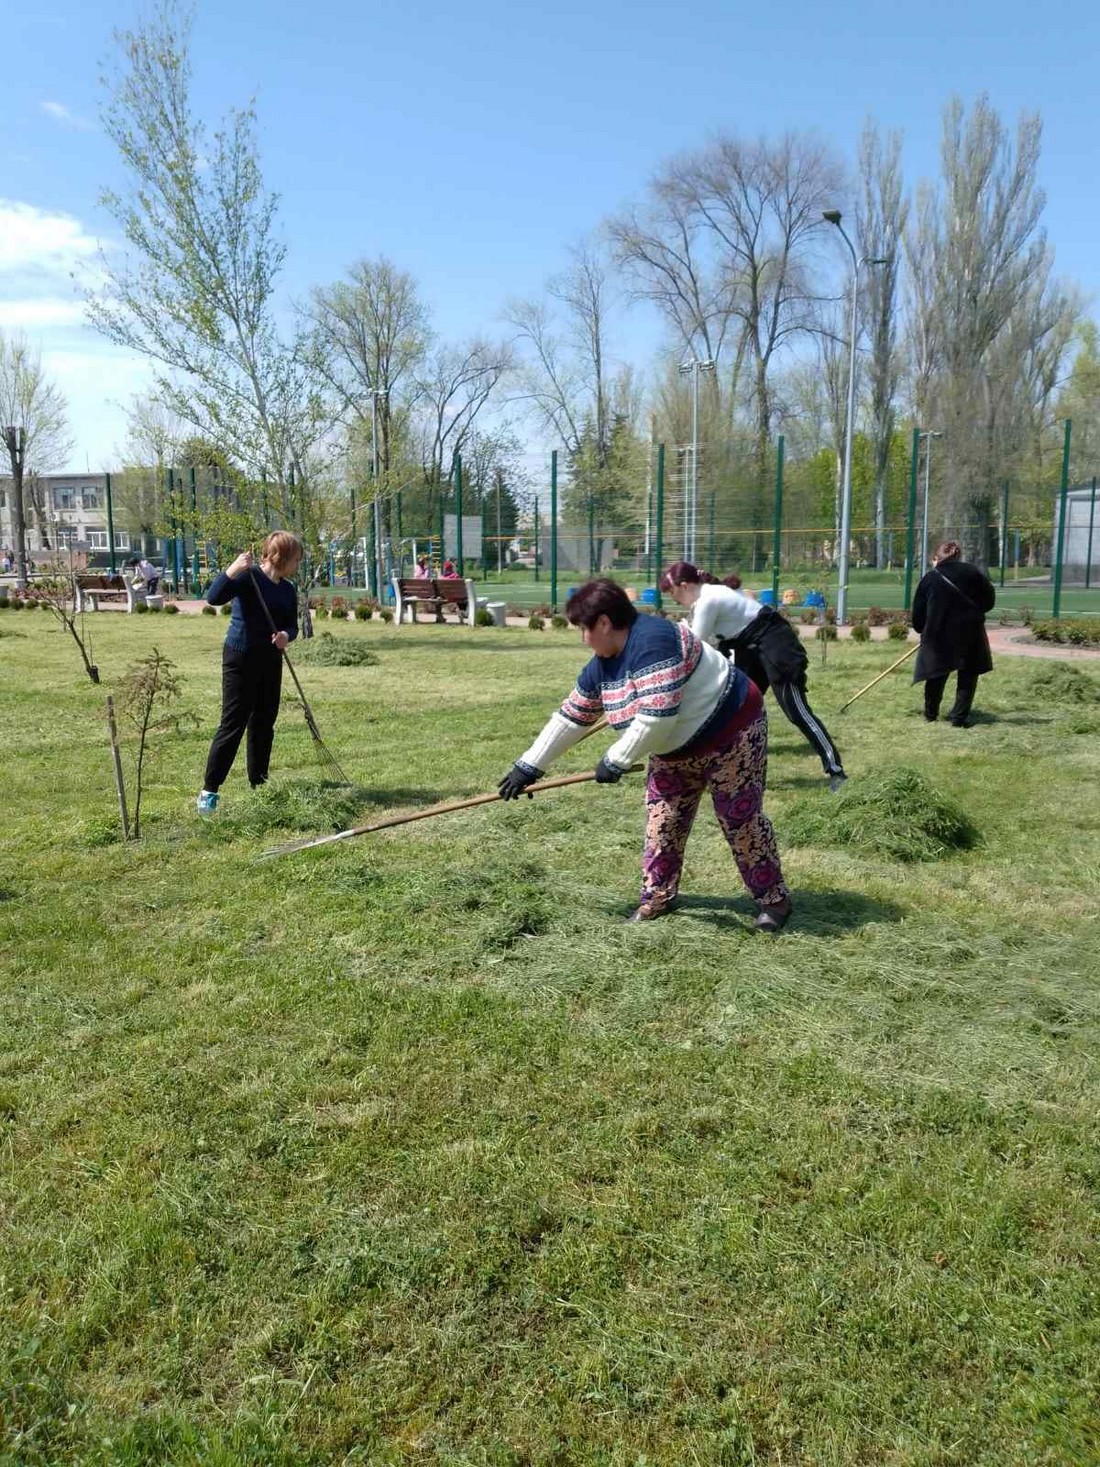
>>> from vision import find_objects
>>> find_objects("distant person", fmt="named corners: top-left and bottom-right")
top-left (441, 559), bottom-right (460, 579)
top-left (912, 541), bottom-right (996, 727)
top-left (128, 556), bottom-right (159, 594)
top-left (195, 532), bottom-right (302, 813)
top-left (1, 549), bottom-right (11, 574)
top-left (414, 556), bottom-right (432, 579)
top-left (660, 561), bottom-right (846, 791)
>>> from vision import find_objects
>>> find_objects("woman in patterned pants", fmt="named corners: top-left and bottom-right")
top-left (499, 578), bottom-right (791, 931)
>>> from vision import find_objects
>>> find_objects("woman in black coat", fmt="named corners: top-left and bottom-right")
top-left (911, 540), bottom-right (996, 727)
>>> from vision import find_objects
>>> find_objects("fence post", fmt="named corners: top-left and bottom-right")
top-left (454, 452), bottom-right (464, 577)
top-left (550, 450), bottom-right (558, 612)
top-left (654, 443), bottom-right (665, 609)
top-left (903, 427), bottom-right (920, 611)
top-left (1052, 418), bottom-right (1072, 620)
top-left (533, 495), bottom-right (539, 583)
top-left (771, 434), bottom-right (784, 606)
top-left (190, 465), bottom-right (200, 593)
top-left (999, 479), bottom-right (1009, 588)
top-left (105, 472), bottom-right (117, 575)
top-left (1086, 477), bottom-right (1096, 592)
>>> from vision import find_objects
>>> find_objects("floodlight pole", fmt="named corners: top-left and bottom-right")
top-left (823, 212), bottom-right (889, 624)
top-left (679, 356), bottom-right (715, 562)
top-left (919, 430), bottom-right (943, 571)
top-left (371, 388), bottom-right (388, 598)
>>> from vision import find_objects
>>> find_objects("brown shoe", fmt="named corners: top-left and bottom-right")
top-left (627, 897), bottom-right (677, 923)
top-left (754, 897), bottom-right (791, 933)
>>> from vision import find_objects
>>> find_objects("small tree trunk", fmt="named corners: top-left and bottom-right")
top-left (105, 696), bottom-right (131, 841)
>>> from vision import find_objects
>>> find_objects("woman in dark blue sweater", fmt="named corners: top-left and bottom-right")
top-left (196, 532), bottom-right (302, 812)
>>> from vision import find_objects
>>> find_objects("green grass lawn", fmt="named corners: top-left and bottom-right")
top-left (2, 609), bottom-right (1100, 1463)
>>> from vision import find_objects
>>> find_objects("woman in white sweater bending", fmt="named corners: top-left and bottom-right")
top-left (498, 578), bottom-right (791, 930)
top-left (660, 561), bottom-right (846, 791)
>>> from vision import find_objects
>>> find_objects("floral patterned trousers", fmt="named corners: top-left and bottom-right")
top-left (641, 709), bottom-right (789, 909)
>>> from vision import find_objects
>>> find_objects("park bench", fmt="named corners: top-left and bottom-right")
top-left (74, 573), bottom-right (142, 613)
top-left (391, 577), bottom-right (487, 628)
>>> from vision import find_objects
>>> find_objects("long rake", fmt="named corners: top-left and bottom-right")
top-left (247, 566), bottom-right (350, 786)
top-left (260, 762), bottom-right (640, 860)
top-left (837, 642), bottom-right (918, 714)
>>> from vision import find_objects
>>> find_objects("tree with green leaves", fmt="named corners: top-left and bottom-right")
top-left (89, 4), bottom-right (330, 545)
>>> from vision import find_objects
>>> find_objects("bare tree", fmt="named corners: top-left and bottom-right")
top-left (304, 257), bottom-right (431, 477)
top-left (0, 331), bottom-right (72, 584)
top-left (611, 131), bottom-right (844, 501)
top-left (413, 338), bottom-right (514, 514)
top-left (858, 121), bottom-right (908, 566)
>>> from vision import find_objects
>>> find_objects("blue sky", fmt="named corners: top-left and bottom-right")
top-left (5, 0), bottom-right (1098, 470)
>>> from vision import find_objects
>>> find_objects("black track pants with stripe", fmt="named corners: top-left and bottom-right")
top-left (729, 638), bottom-right (844, 777)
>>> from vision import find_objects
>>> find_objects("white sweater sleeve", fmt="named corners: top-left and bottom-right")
top-left (518, 711), bottom-right (593, 773)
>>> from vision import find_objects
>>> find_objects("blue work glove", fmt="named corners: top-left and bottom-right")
top-left (593, 756), bottom-right (625, 784)
top-left (498, 763), bottom-right (540, 801)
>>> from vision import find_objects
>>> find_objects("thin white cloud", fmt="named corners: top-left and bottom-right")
top-left (0, 297), bottom-right (85, 329)
top-left (40, 100), bottom-right (94, 132)
top-left (0, 198), bottom-right (101, 276)
top-left (0, 198), bottom-right (146, 467)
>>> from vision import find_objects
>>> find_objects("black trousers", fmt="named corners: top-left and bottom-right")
top-left (923, 669), bottom-right (979, 724)
top-left (727, 628), bottom-right (844, 777)
top-left (203, 646), bottom-right (284, 790)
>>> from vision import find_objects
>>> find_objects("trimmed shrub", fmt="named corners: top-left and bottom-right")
top-left (202, 604), bottom-right (217, 616)
top-left (887, 620), bottom-right (911, 641)
top-left (354, 602), bottom-right (372, 620)
top-left (799, 607), bottom-right (816, 625)
top-left (815, 623), bottom-right (838, 641)
top-left (1031, 618), bottom-right (1100, 647)
top-left (475, 607), bottom-right (495, 627)
top-left (163, 602), bottom-right (180, 615)
top-left (551, 614), bottom-right (568, 630)
top-left (528, 614), bottom-right (546, 631)
top-left (134, 601), bottom-right (150, 614)
top-left (867, 606), bottom-right (888, 626)
top-left (220, 602), bottom-right (233, 616)
top-left (378, 608), bottom-right (394, 623)
top-left (849, 622), bottom-right (871, 642)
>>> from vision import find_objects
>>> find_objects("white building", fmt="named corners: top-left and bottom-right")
top-left (0, 472), bottom-right (153, 561)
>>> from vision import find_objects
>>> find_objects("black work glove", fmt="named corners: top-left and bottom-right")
top-left (593, 756), bottom-right (625, 784)
top-left (498, 764), bottom-right (540, 801)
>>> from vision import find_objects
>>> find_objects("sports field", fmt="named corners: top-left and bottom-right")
top-left (2, 609), bottom-right (1099, 1462)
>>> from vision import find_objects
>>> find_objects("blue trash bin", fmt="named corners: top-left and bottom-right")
top-left (758, 589), bottom-right (777, 607)
top-left (640, 588), bottom-right (659, 606)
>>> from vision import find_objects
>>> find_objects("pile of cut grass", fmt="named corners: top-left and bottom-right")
top-left (292, 632), bottom-right (379, 667)
top-left (782, 764), bottom-right (979, 862)
top-left (1025, 661), bottom-right (1099, 706)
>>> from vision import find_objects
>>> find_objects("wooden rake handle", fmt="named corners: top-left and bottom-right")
top-left (260, 762), bottom-right (640, 859)
top-left (837, 641), bottom-right (918, 714)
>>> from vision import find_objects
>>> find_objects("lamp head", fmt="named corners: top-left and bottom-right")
top-left (823, 210), bottom-right (842, 226)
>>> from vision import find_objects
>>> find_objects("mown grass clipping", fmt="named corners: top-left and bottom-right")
top-left (1025, 662), bottom-right (1100, 706)
top-left (782, 765), bottom-right (979, 862)
top-left (292, 632), bottom-right (379, 666)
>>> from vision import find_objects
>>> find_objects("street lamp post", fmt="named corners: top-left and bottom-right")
top-left (823, 211), bottom-right (889, 624)
top-left (678, 356), bottom-right (715, 563)
top-left (919, 430), bottom-right (944, 570)
top-left (371, 388), bottom-right (388, 599)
